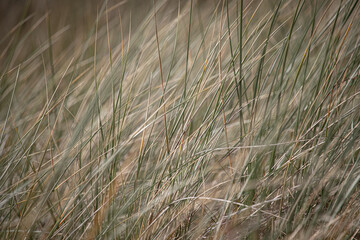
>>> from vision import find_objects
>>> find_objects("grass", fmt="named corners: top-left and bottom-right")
top-left (0, 0), bottom-right (359, 239)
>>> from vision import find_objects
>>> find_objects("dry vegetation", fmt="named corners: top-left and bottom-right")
top-left (0, 0), bottom-right (359, 239)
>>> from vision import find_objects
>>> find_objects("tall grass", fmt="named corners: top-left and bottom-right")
top-left (0, 0), bottom-right (359, 239)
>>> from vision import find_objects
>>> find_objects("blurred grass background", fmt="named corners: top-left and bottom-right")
top-left (0, 0), bottom-right (359, 239)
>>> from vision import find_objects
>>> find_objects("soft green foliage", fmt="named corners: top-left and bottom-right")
top-left (0, 0), bottom-right (359, 239)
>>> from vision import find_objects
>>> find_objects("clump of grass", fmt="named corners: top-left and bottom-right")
top-left (0, 0), bottom-right (359, 239)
